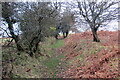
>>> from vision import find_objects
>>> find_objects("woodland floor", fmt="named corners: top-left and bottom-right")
top-left (1, 30), bottom-right (120, 79)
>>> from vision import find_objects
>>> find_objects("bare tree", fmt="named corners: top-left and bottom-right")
top-left (2, 2), bottom-right (24, 50)
top-left (19, 2), bottom-right (60, 56)
top-left (77, 0), bottom-right (119, 42)
top-left (54, 6), bottom-right (75, 39)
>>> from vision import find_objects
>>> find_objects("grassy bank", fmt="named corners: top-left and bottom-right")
top-left (2, 37), bottom-right (65, 78)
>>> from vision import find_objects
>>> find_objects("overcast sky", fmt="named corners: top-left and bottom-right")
top-left (0, 0), bottom-right (119, 37)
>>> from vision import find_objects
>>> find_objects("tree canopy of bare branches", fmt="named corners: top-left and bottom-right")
top-left (77, 0), bottom-right (119, 42)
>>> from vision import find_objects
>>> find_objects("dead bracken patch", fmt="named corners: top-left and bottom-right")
top-left (57, 31), bottom-right (119, 78)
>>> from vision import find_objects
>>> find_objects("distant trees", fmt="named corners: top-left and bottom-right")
top-left (55, 7), bottom-right (75, 39)
top-left (77, 0), bottom-right (119, 42)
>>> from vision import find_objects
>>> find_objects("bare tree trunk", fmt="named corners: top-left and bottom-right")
top-left (7, 19), bottom-right (24, 51)
top-left (14, 36), bottom-right (24, 51)
top-left (91, 28), bottom-right (100, 42)
top-left (28, 35), bottom-right (41, 57)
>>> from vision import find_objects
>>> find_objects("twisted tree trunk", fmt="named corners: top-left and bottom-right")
top-left (7, 18), bottom-right (24, 51)
top-left (91, 28), bottom-right (100, 42)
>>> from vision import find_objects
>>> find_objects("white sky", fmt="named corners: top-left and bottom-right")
top-left (0, 0), bottom-right (119, 37)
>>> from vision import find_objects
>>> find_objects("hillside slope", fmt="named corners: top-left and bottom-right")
top-left (57, 31), bottom-right (119, 78)
top-left (2, 31), bottom-right (119, 79)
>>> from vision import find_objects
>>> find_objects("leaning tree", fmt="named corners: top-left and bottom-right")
top-left (2, 2), bottom-right (24, 51)
top-left (77, 0), bottom-right (119, 42)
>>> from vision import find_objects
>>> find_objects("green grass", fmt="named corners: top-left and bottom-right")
top-left (42, 54), bottom-right (65, 70)
top-left (43, 58), bottom-right (60, 71)
top-left (40, 37), bottom-right (64, 57)
top-left (3, 34), bottom-right (117, 78)
top-left (68, 53), bottom-right (85, 67)
top-left (67, 39), bottom-right (108, 67)
top-left (38, 38), bottom-right (65, 77)
top-left (50, 40), bottom-right (64, 49)
top-left (77, 54), bottom-right (84, 62)
top-left (2, 37), bottom-right (65, 78)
